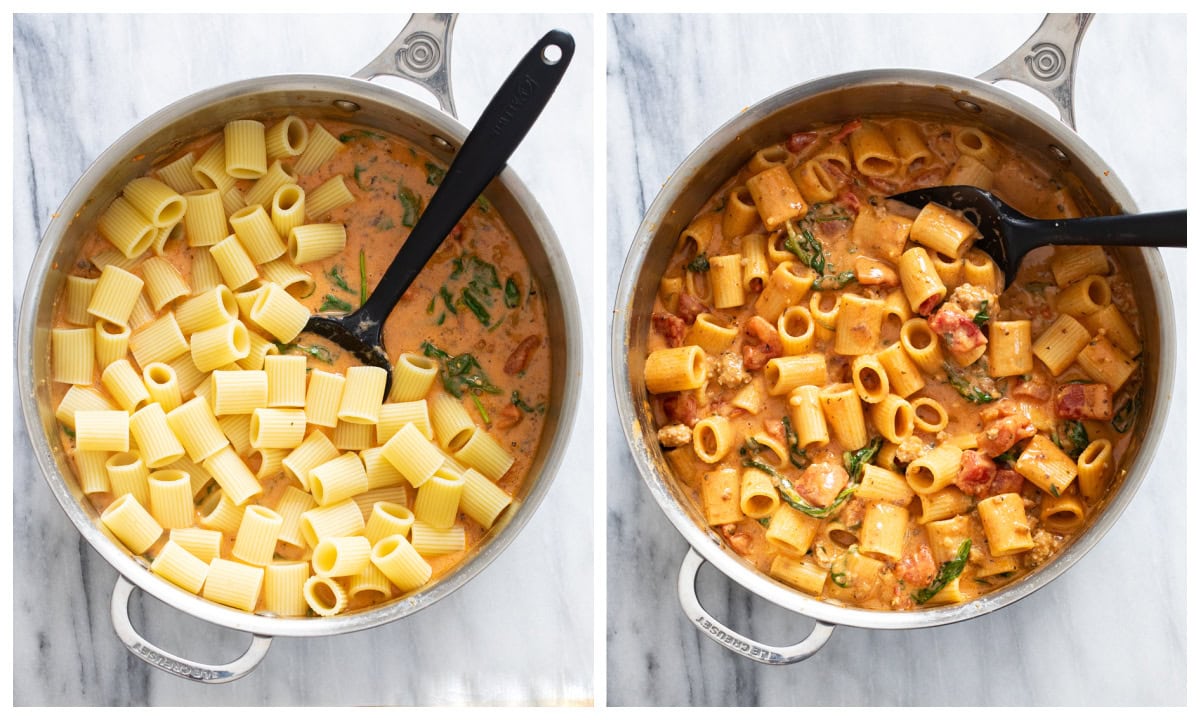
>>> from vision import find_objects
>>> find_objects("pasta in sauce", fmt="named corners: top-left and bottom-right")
top-left (50, 116), bottom-right (551, 616)
top-left (645, 117), bottom-right (1142, 611)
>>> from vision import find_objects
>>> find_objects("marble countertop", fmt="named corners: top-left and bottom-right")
top-left (13, 13), bottom-right (594, 706)
top-left (606, 13), bottom-right (1186, 706)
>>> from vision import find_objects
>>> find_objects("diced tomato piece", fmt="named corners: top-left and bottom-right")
top-left (955, 450), bottom-right (998, 497)
top-left (929, 304), bottom-right (987, 354)
top-left (832, 118), bottom-right (863, 143)
top-left (675, 293), bottom-right (708, 324)
top-left (786, 131), bottom-right (819, 154)
top-left (1054, 383), bottom-right (1114, 421)
top-left (651, 311), bottom-right (687, 348)
top-left (793, 463), bottom-right (849, 507)
top-left (895, 544), bottom-right (937, 587)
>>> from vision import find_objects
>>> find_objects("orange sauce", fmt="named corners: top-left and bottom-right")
top-left (50, 117), bottom-right (552, 613)
top-left (646, 118), bottom-right (1142, 610)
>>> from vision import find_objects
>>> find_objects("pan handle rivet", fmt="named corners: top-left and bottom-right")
top-left (431, 134), bottom-right (455, 153)
top-left (1048, 144), bottom-right (1070, 164)
top-left (955, 99), bottom-right (983, 114)
top-left (333, 100), bottom-right (361, 113)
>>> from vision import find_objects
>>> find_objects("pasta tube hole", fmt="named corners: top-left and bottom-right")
top-left (273, 183), bottom-right (302, 212)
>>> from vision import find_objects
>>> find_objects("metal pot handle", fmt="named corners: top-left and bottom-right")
top-left (976, 13), bottom-right (1094, 130)
top-left (353, 13), bottom-right (459, 118)
top-left (677, 547), bottom-right (836, 665)
top-left (110, 575), bottom-right (273, 683)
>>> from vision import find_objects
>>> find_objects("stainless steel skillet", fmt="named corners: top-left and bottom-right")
top-left (612, 13), bottom-right (1175, 664)
top-left (18, 14), bottom-right (583, 683)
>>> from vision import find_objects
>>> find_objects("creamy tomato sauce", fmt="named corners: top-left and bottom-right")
top-left (645, 117), bottom-right (1142, 611)
top-left (50, 116), bottom-right (551, 613)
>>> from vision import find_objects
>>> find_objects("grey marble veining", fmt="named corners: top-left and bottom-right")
top-left (13, 13), bottom-right (594, 706)
top-left (606, 14), bottom-right (1185, 706)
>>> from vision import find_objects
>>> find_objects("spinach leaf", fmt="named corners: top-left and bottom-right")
top-left (780, 415), bottom-right (809, 470)
top-left (812, 270), bottom-right (856, 291)
top-left (327, 266), bottom-right (353, 294)
top-left (684, 252), bottom-right (710, 273)
top-left (319, 294), bottom-right (352, 313)
top-left (338, 129), bottom-right (387, 143)
top-left (912, 539), bottom-right (971, 604)
top-left (397, 184), bottom-right (423, 227)
top-left (421, 340), bottom-right (501, 398)
top-left (511, 390), bottom-right (545, 414)
top-left (274, 341), bottom-right (334, 364)
top-left (782, 220), bottom-right (826, 274)
top-left (973, 299), bottom-right (990, 327)
top-left (843, 437), bottom-right (883, 483)
top-left (1059, 420), bottom-right (1089, 460)
top-left (504, 277), bottom-right (521, 309)
top-left (359, 250), bottom-right (368, 306)
top-left (425, 162), bottom-right (445, 186)
top-left (944, 362), bottom-right (997, 404)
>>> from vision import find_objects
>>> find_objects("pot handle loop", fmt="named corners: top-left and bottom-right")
top-left (110, 575), bottom-right (273, 683)
top-left (677, 547), bottom-right (836, 665)
top-left (353, 13), bottom-right (459, 119)
top-left (976, 13), bottom-right (1094, 130)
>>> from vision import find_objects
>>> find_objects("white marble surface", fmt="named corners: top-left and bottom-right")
top-left (606, 14), bottom-right (1186, 706)
top-left (13, 13), bottom-right (594, 706)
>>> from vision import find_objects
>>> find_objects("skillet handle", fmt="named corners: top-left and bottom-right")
top-left (353, 13), bottom-right (459, 118)
top-left (110, 575), bottom-right (273, 683)
top-left (678, 547), bottom-right (836, 665)
top-left (976, 13), bottom-right (1094, 130)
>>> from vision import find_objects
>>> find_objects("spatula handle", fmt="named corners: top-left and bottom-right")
top-left (357, 29), bottom-right (575, 328)
top-left (1022, 210), bottom-right (1187, 249)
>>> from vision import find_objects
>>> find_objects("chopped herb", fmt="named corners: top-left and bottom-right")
top-left (425, 162), bottom-right (446, 186)
top-left (843, 437), bottom-right (883, 483)
top-left (757, 517), bottom-right (770, 528)
top-left (780, 416), bottom-right (809, 470)
top-left (319, 294), bottom-right (352, 313)
top-left (1049, 484), bottom-right (1061, 497)
top-left (912, 539), bottom-right (971, 604)
top-left (504, 277), bottom-right (521, 309)
top-left (1112, 386), bottom-right (1143, 433)
top-left (973, 299), bottom-right (990, 327)
top-left (352, 164), bottom-right (368, 190)
top-left (684, 252), bottom-right (710, 273)
top-left (359, 250), bottom-right (368, 306)
top-left (398, 184), bottom-right (423, 227)
top-left (944, 362), bottom-right (997, 404)
top-left (974, 578), bottom-right (992, 586)
top-left (327, 266), bottom-right (353, 294)
top-left (435, 313), bottom-right (446, 325)
top-left (511, 391), bottom-right (545, 414)
top-left (476, 196), bottom-right (492, 213)
top-left (338, 129), bottom-right (387, 143)
top-left (61, 423), bottom-right (76, 439)
top-left (812, 270), bottom-right (856, 291)
top-left (372, 215), bottom-right (395, 231)
top-left (1059, 420), bottom-right (1089, 460)
top-left (783, 220), bottom-right (826, 274)
top-left (471, 395), bottom-right (490, 424)
top-left (421, 340), bottom-right (501, 398)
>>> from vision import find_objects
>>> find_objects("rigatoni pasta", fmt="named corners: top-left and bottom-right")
top-left (642, 114), bottom-right (1147, 611)
top-left (49, 116), bottom-right (552, 619)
